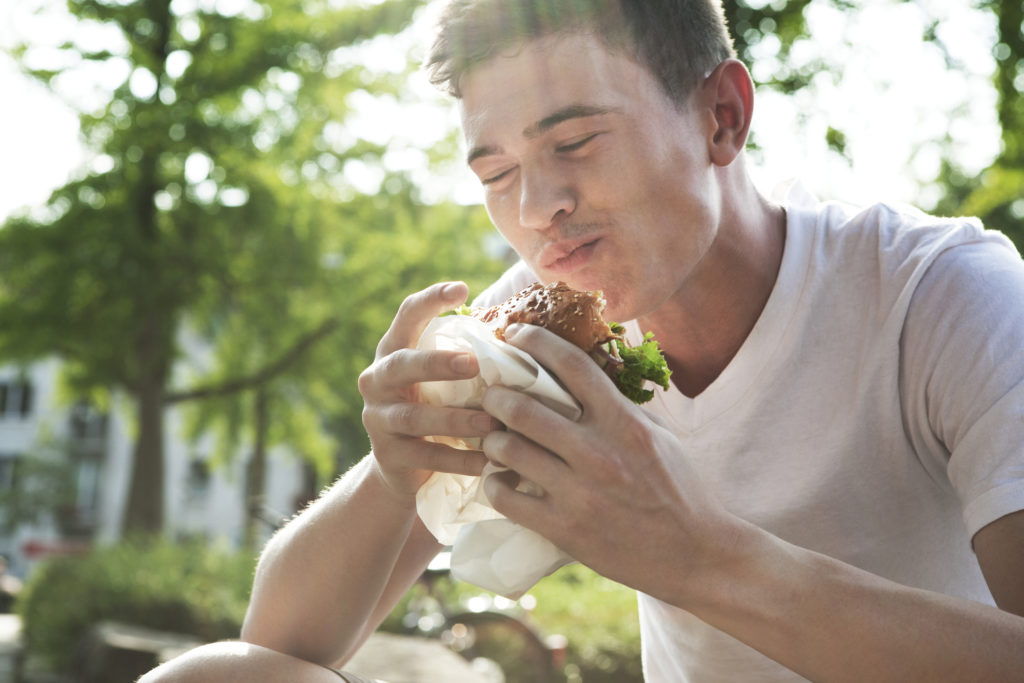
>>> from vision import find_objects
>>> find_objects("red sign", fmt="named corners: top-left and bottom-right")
top-left (20, 539), bottom-right (91, 559)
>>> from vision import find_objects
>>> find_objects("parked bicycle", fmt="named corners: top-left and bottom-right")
top-left (399, 551), bottom-right (564, 683)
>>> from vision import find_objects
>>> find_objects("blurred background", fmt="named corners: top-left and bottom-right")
top-left (0, 0), bottom-right (1021, 681)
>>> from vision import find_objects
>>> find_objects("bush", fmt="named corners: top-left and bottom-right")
top-left (17, 537), bottom-right (257, 672)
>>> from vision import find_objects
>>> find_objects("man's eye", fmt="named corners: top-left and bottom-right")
top-left (557, 134), bottom-right (598, 153)
top-left (482, 168), bottom-right (513, 185)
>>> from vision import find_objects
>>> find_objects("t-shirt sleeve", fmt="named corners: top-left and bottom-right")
top-left (900, 238), bottom-right (1024, 539)
top-left (470, 260), bottom-right (539, 308)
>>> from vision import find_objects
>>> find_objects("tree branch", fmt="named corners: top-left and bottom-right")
top-left (165, 317), bottom-right (340, 404)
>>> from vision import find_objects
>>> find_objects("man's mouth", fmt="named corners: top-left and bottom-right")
top-left (540, 237), bottom-right (601, 275)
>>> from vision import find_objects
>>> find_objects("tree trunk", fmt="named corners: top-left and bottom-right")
top-left (123, 378), bottom-right (166, 534)
top-left (120, 0), bottom-right (174, 537)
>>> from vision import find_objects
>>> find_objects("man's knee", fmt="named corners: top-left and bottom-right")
top-left (138, 639), bottom-right (361, 683)
top-left (138, 641), bottom-right (251, 683)
top-left (140, 640), bottom-right (342, 683)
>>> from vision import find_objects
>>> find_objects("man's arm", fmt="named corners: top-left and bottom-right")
top-left (240, 456), bottom-right (440, 666)
top-left (481, 323), bottom-right (1024, 682)
top-left (241, 282), bottom-right (499, 667)
top-left (974, 509), bottom-right (1024, 617)
top-left (684, 518), bottom-right (1024, 682)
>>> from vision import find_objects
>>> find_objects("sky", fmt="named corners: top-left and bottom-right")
top-left (0, 0), bottom-right (1003, 224)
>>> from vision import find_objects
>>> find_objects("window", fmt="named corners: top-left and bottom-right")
top-left (186, 459), bottom-right (211, 503)
top-left (69, 403), bottom-right (107, 451)
top-left (0, 381), bottom-right (33, 419)
top-left (0, 455), bottom-right (18, 491)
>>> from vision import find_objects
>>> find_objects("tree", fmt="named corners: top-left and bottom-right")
top-left (0, 0), bottom-right (505, 536)
top-left (932, 1), bottom-right (1024, 246)
top-left (721, 0), bottom-right (1022, 244)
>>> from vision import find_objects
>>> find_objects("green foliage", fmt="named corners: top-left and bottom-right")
top-left (722, 0), bottom-right (819, 157)
top-left (726, 0), bottom-right (818, 91)
top-left (17, 537), bottom-right (256, 673)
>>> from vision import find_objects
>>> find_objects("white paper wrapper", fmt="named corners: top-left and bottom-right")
top-left (450, 519), bottom-right (568, 598)
top-left (415, 315), bottom-right (577, 598)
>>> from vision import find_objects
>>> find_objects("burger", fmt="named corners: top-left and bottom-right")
top-left (454, 281), bottom-right (671, 404)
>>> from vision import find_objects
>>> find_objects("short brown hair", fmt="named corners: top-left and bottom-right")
top-left (425, 0), bottom-right (736, 106)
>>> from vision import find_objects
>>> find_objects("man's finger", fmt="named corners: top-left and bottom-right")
top-left (501, 323), bottom-right (619, 413)
top-left (482, 429), bottom-right (567, 490)
top-left (396, 436), bottom-right (489, 478)
top-left (481, 385), bottom-right (583, 461)
top-left (365, 402), bottom-right (502, 440)
top-left (359, 347), bottom-right (479, 400)
top-left (376, 282), bottom-right (468, 357)
top-left (482, 467), bottom-right (552, 528)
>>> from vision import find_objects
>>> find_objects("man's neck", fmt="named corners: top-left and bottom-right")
top-left (638, 187), bottom-right (787, 399)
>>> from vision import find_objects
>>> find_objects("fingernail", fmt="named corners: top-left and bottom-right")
top-left (441, 282), bottom-right (464, 300)
top-left (450, 353), bottom-right (474, 375)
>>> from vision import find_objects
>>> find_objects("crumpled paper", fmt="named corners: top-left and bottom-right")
top-left (415, 314), bottom-right (578, 598)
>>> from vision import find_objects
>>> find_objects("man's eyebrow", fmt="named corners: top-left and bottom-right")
top-left (465, 104), bottom-right (618, 166)
top-left (467, 144), bottom-right (500, 166)
top-left (523, 104), bottom-right (617, 139)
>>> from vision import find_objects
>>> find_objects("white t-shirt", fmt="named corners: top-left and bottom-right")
top-left (472, 189), bottom-right (1024, 681)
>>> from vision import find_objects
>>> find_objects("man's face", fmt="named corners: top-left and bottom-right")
top-left (459, 32), bottom-right (720, 322)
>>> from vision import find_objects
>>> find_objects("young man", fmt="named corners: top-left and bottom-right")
top-left (144, 1), bottom-right (1024, 680)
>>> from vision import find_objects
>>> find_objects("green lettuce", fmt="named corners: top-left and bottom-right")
top-left (612, 332), bottom-right (672, 404)
top-left (441, 304), bottom-right (474, 317)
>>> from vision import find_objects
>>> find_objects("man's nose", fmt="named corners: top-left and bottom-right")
top-left (519, 163), bottom-right (575, 230)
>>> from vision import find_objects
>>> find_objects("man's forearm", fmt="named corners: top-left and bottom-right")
top-left (240, 455), bottom-right (440, 667)
top-left (687, 521), bottom-right (1024, 682)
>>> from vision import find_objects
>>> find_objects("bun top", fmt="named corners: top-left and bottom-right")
top-left (473, 281), bottom-right (617, 352)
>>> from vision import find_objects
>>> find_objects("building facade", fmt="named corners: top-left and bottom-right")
top-left (0, 359), bottom-right (310, 579)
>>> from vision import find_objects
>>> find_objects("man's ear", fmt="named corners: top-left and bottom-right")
top-left (701, 59), bottom-right (754, 167)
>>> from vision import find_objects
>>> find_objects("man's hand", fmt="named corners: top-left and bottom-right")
top-left (358, 282), bottom-right (499, 502)
top-left (479, 322), bottom-right (737, 605)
